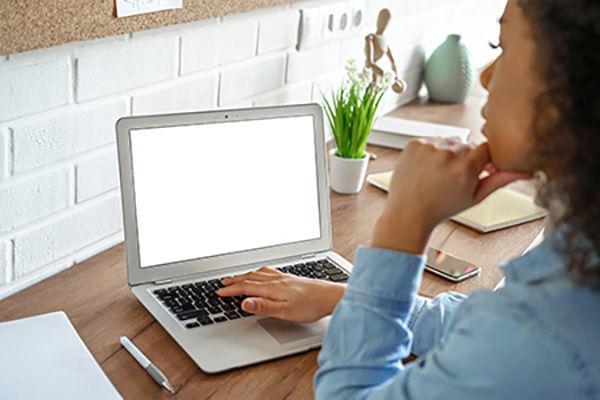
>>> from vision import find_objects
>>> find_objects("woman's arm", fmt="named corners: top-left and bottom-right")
top-left (314, 253), bottom-right (565, 399)
top-left (315, 138), bottom-right (532, 398)
top-left (218, 266), bottom-right (466, 356)
top-left (219, 266), bottom-right (466, 355)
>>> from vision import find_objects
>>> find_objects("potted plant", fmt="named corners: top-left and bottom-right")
top-left (323, 59), bottom-right (391, 194)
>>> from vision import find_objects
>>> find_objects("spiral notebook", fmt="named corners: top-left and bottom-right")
top-left (367, 171), bottom-right (546, 233)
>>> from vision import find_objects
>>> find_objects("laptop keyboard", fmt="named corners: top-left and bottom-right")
top-left (152, 258), bottom-right (349, 329)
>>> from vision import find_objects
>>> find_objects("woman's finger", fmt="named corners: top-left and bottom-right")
top-left (474, 171), bottom-right (534, 203)
top-left (241, 298), bottom-right (289, 319)
top-left (484, 163), bottom-right (497, 174)
top-left (466, 142), bottom-right (492, 173)
top-left (222, 270), bottom-right (278, 286)
top-left (216, 280), bottom-right (283, 300)
top-left (454, 143), bottom-right (474, 157)
top-left (256, 266), bottom-right (281, 275)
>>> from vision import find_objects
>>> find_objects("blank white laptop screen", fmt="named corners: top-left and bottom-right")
top-left (130, 115), bottom-right (321, 268)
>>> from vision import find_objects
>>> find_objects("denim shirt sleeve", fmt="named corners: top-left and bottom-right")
top-left (314, 246), bottom-right (570, 400)
top-left (408, 291), bottom-right (467, 356)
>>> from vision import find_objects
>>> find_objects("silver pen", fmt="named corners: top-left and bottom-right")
top-left (120, 336), bottom-right (175, 394)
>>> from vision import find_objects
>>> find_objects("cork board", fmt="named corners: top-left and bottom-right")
top-left (0, 0), bottom-right (296, 56)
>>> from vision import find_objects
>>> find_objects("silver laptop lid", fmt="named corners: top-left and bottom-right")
top-left (116, 104), bottom-right (332, 286)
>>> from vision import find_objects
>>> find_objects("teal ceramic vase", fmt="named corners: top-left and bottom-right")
top-left (424, 34), bottom-right (473, 103)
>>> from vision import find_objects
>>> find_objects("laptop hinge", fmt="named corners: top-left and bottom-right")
top-left (152, 278), bottom-right (173, 286)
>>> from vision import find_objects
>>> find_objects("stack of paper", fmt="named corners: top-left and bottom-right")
top-left (368, 116), bottom-right (470, 149)
top-left (0, 312), bottom-right (122, 400)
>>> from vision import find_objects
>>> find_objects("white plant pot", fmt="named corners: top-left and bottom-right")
top-left (329, 149), bottom-right (370, 194)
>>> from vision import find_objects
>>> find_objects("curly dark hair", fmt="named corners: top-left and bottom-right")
top-left (518, 0), bottom-right (600, 289)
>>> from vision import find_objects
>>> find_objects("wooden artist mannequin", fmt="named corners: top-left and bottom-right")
top-left (365, 9), bottom-right (406, 94)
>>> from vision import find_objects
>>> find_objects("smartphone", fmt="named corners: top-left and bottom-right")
top-left (425, 247), bottom-right (480, 282)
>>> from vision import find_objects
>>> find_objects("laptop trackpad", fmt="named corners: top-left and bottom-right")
top-left (258, 317), bottom-right (329, 349)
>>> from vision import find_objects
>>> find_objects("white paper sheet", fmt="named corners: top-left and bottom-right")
top-left (116, 0), bottom-right (183, 18)
top-left (0, 312), bottom-right (122, 400)
top-left (372, 116), bottom-right (470, 141)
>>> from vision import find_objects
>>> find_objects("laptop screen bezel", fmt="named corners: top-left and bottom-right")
top-left (116, 103), bottom-right (332, 286)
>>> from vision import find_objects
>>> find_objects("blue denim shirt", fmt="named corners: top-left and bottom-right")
top-left (314, 230), bottom-right (600, 399)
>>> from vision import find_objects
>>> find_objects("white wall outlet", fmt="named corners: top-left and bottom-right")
top-left (349, 0), bottom-right (367, 33)
top-left (321, 4), bottom-right (336, 41)
top-left (297, 1), bottom-right (368, 50)
top-left (297, 7), bottom-right (325, 50)
top-left (331, 3), bottom-right (351, 37)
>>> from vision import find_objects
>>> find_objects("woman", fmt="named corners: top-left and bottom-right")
top-left (218, 0), bottom-right (600, 397)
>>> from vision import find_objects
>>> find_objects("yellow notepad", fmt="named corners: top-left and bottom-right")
top-left (366, 171), bottom-right (546, 233)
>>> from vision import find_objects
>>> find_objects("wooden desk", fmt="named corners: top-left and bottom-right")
top-left (0, 97), bottom-right (544, 399)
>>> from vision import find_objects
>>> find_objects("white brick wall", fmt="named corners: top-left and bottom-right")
top-left (0, 59), bottom-right (71, 121)
top-left (0, 169), bottom-right (70, 233)
top-left (76, 149), bottom-right (120, 202)
top-left (132, 74), bottom-right (218, 115)
top-left (220, 55), bottom-right (286, 105)
top-left (0, 128), bottom-right (9, 180)
top-left (0, 0), bottom-right (504, 299)
top-left (10, 101), bottom-right (127, 173)
top-left (254, 83), bottom-right (313, 107)
top-left (77, 36), bottom-right (178, 101)
top-left (257, 11), bottom-right (300, 54)
top-left (287, 42), bottom-right (342, 83)
top-left (181, 19), bottom-right (257, 75)
top-left (0, 241), bottom-right (7, 285)
top-left (13, 194), bottom-right (122, 278)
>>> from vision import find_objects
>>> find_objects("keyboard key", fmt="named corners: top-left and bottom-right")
top-left (176, 309), bottom-right (208, 321)
top-left (221, 303), bottom-right (236, 312)
top-left (198, 317), bottom-right (214, 326)
top-left (208, 306), bottom-right (222, 315)
top-left (221, 296), bottom-right (235, 304)
top-left (214, 316), bottom-right (228, 323)
top-left (178, 303), bottom-right (195, 312)
top-left (329, 273), bottom-right (349, 282)
top-left (171, 306), bottom-right (186, 314)
top-left (194, 302), bottom-right (208, 310)
top-left (185, 322), bottom-right (200, 329)
top-left (225, 311), bottom-right (241, 320)
top-left (239, 310), bottom-right (253, 317)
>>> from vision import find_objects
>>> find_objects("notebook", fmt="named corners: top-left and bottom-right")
top-left (367, 171), bottom-right (547, 233)
top-left (0, 312), bottom-right (122, 400)
top-left (368, 116), bottom-right (470, 150)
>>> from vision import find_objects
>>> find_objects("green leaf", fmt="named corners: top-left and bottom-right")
top-left (321, 70), bottom-right (387, 159)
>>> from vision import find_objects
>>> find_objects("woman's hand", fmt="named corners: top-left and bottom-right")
top-left (372, 139), bottom-right (532, 255)
top-left (216, 267), bottom-right (345, 323)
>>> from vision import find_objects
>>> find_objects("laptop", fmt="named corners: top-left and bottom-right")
top-left (115, 103), bottom-right (353, 373)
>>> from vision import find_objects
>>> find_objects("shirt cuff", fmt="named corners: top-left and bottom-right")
top-left (345, 247), bottom-right (425, 315)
